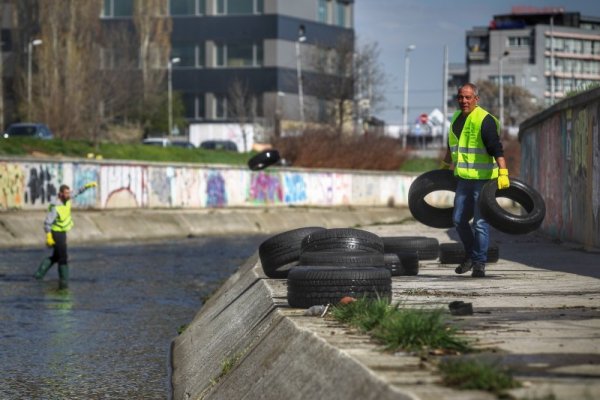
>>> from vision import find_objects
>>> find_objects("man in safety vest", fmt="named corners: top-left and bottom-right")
top-left (441, 83), bottom-right (510, 277)
top-left (34, 181), bottom-right (97, 289)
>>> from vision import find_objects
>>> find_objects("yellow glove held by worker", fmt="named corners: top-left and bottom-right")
top-left (84, 181), bottom-right (97, 189)
top-left (46, 232), bottom-right (55, 247)
top-left (497, 168), bottom-right (510, 189)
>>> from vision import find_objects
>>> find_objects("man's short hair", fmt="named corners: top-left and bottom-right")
top-left (458, 83), bottom-right (479, 96)
top-left (59, 184), bottom-right (70, 193)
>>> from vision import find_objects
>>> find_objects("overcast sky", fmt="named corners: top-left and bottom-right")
top-left (354, 0), bottom-right (600, 124)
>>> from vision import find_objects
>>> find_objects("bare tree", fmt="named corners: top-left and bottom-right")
top-left (227, 77), bottom-right (256, 152)
top-left (475, 80), bottom-right (544, 127)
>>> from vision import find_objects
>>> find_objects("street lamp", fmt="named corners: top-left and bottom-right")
top-left (27, 39), bottom-right (43, 121)
top-left (402, 44), bottom-right (416, 135)
top-left (168, 57), bottom-right (180, 136)
top-left (499, 50), bottom-right (509, 129)
top-left (402, 44), bottom-right (416, 148)
top-left (295, 25), bottom-right (306, 129)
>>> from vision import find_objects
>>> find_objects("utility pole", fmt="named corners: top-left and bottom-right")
top-left (442, 45), bottom-right (449, 148)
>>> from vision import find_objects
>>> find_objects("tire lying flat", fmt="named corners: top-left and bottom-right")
top-left (439, 242), bottom-right (499, 264)
top-left (259, 227), bottom-right (326, 278)
top-left (479, 178), bottom-right (546, 235)
top-left (299, 251), bottom-right (385, 267)
top-left (301, 228), bottom-right (384, 254)
top-left (382, 236), bottom-right (439, 260)
top-left (287, 266), bottom-right (392, 308)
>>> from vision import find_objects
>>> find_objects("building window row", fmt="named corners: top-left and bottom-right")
top-left (317, 0), bottom-right (351, 28)
top-left (182, 93), bottom-right (264, 120)
top-left (172, 42), bottom-right (205, 67)
top-left (489, 75), bottom-right (515, 86)
top-left (507, 36), bottom-right (530, 48)
top-left (545, 36), bottom-right (600, 55)
top-left (215, 42), bottom-right (263, 67)
top-left (544, 57), bottom-right (600, 75)
top-left (102, 0), bottom-right (263, 17)
top-left (545, 77), bottom-right (600, 95)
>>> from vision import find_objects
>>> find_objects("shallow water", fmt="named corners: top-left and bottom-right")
top-left (0, 235), bottom-right (265, 399)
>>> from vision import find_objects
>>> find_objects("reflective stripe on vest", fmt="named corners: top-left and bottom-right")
top-left (51, 200), bottom-right (73, 232)
top-left (448, 106), bottom-right (499, 180)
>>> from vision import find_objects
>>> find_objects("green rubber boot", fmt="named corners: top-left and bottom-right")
top-left (34, 258), bottom-right (53, 280)
top-left (58, 264), bottom-right (69, 290)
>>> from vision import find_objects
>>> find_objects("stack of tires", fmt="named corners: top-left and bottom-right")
top-left (259, 227), bottom-right (439, 308)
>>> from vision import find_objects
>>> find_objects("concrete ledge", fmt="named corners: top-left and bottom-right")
top-left (0, 206), bottom-right (411, 249)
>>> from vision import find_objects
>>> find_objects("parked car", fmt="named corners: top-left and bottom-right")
top-left (200, 140), bottom-right (238, 152)
top-left (142, 138), bottom-right (171, 147)
top-left (3, 123), bottom-right (54, 139)
top-left (171, 141), bottom-right (196, 149)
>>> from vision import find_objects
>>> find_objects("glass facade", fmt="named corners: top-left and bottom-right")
top-left (215, 42), bottom-right (263, 67)
top-left (336, 2), bottom-right (346, 27)
top-left (216, 0), bottom-right (263, 15)
top-left (103, 0), bottom-right (133, 17)
top-left (170, 0), bottom-right (205, 15)
top-left (172, 43), bottom-right (205, 67)
top-left (318, 0), bottom-right (328, 23)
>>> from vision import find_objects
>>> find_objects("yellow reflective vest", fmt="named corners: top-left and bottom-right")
top-left (448, 106), bottom-right (499, 180)
top-left (50, 200), bottom-right (74, 232)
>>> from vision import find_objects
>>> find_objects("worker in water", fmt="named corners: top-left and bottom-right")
top-left (34, 181), bottom-right (97, 289)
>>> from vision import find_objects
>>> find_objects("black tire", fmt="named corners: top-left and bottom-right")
top-left (259, 227), bottom-right (326, 278)
top-left (439, 242), bottom-right (499, 264)
top-left (383, 253), bottom-right (401, 276)
top-left (248, 149), bottom-right (281, 171)
top-left (299, 251), bottom-right (384, 267)
top-left (287, 266), bottom-right (392, 308)
top-left (382, 236), bottom-right (439, 260)
top-left (301, 228), bottom-right (384, 254)
top-left (408, 169), bottom-right (459, 228)
top-left (479, 178), bottom-right (546, 235)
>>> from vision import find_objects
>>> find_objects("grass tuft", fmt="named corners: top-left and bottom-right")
top-left (439, 358), bottom-right (520, 393)
top-left (330, 298), bottom-right (471, 353)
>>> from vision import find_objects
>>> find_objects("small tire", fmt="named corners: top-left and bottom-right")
top-left (248, 149), bottom-right (281, 171)
top-left (287, 266), bottom-right (392, 308)
top-left (439, 242), bottom-right (499, 264)
top-left (259, 227), bottom-right (326, 278)
top-left (479, 178), bottom-right (546, 235)
top-left (299, 251), bottom-right (384, 267)
top-left (408, 169), bottom-right (458, 228)
top-left (382, 236), bottom-right (439, 260)
top-left (301, 228), bottom-right (384, 254)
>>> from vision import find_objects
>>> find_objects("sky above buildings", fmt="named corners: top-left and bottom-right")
top-left (354, 0), bottom-right (600, 124)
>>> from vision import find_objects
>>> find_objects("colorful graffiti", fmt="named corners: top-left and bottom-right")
top-left (249, 172), bottom-right (282, 204)
top-left (101, 165), bottom-right (148, 208)
top-left (73, 164), bottom-right (99, 208)
top-left (206, 170), bottom-right (227, 207)
top-left (0, 163), bottom-right (25, 209)
top-left (283, 173), bottom-right (307, 204)
top-left (23, 163), bottom-right (61, 206)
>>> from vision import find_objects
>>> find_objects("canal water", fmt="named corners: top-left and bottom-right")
top-left (0, 235), bottom-right (265, 399)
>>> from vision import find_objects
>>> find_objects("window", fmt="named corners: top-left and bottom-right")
top-left (318, 0), bottom-right (328, 23)
top-left (216, 95), bottom-right (227, 119)
top-left (215, 42), bottom-right (263, 67)
top-left (489, 75), bottom-right (515, 86)
top-left (172, 42), bottom-right (205, 67)
top-left (170, 0), bottom-right (205, 15)
top-left (507, 36), bottom-right (530, 47)
top-left (103, 0), bottom-right (133, 17)
top-left (183, 94), bottom-right (205, 119)
top-left (335, 1), bottom-right (346, 27)
top-left (215, 0), bottom-right (263, 15)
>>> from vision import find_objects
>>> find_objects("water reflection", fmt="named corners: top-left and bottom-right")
top-left (0, 235), bottom-right (264, 399)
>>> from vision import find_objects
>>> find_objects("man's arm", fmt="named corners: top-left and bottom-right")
top-left (44, 205), bottom-right (57, 233)
top-left (72, 181), bottom-right (97, 199)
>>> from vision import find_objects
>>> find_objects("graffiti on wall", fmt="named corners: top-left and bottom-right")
top-left (305, 173), bottom-right (334, 205)
top-left (23, 163), bottom-right (61, 206)
top-left (101, 165), bottom-right (148, 208)
top-left (175, 168), bottom-right (202, 208)
top-left (283, 173), bottom-right (307, 204)
top-left (249, 172), bottom-right (282, 204)
top-left (73, 164), bottom-right (99, 208)
top-left (149, 167), bottom-right (174, 207)
top-left (0, 163), bottom-right (25, 209)
top-left (206, 170), bottom-right (227, 207)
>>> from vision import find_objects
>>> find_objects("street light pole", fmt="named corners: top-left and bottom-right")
top-left (402, 44), bottom-right (415, 148)
top-left (27, 39), bottom-right (43, 121)
top-left (296, 25), bottom-right (306, 129)
top-left (168, 57), bottom-right (180, 137)
top-left (499, 50), bottom-right (509, 129)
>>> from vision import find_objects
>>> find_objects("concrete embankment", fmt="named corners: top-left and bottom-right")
top-left (171, 222), bottom-right (600, 400)
top-left (0, 206), bottom-right (411, 248)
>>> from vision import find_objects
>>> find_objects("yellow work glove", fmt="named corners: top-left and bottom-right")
top-left (46, 232), bottom-right (55, 247)
top-left (84, 181), bottom-right (97, 189)
top-left (497, 168), bottom-right (510, 189)
top-left (440, 160), bottom-right (451, 170)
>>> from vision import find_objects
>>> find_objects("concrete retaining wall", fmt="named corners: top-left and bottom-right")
top-left (0, 157), bottom-right (452, 211)
top-left (519, 87), bottom-right (600, 249)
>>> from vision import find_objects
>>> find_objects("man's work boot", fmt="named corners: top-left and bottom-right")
top-left (471, 262), bottom-right (486, 278)
top-left (58, 264), bottom-right (69, 290)
top-left (454, 259), bottom-right (472, 274)
top-left (34, 258), bottom-right (53, 280)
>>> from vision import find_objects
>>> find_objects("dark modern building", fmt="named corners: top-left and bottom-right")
top-left (101, 0), bottom-right (355, 132)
